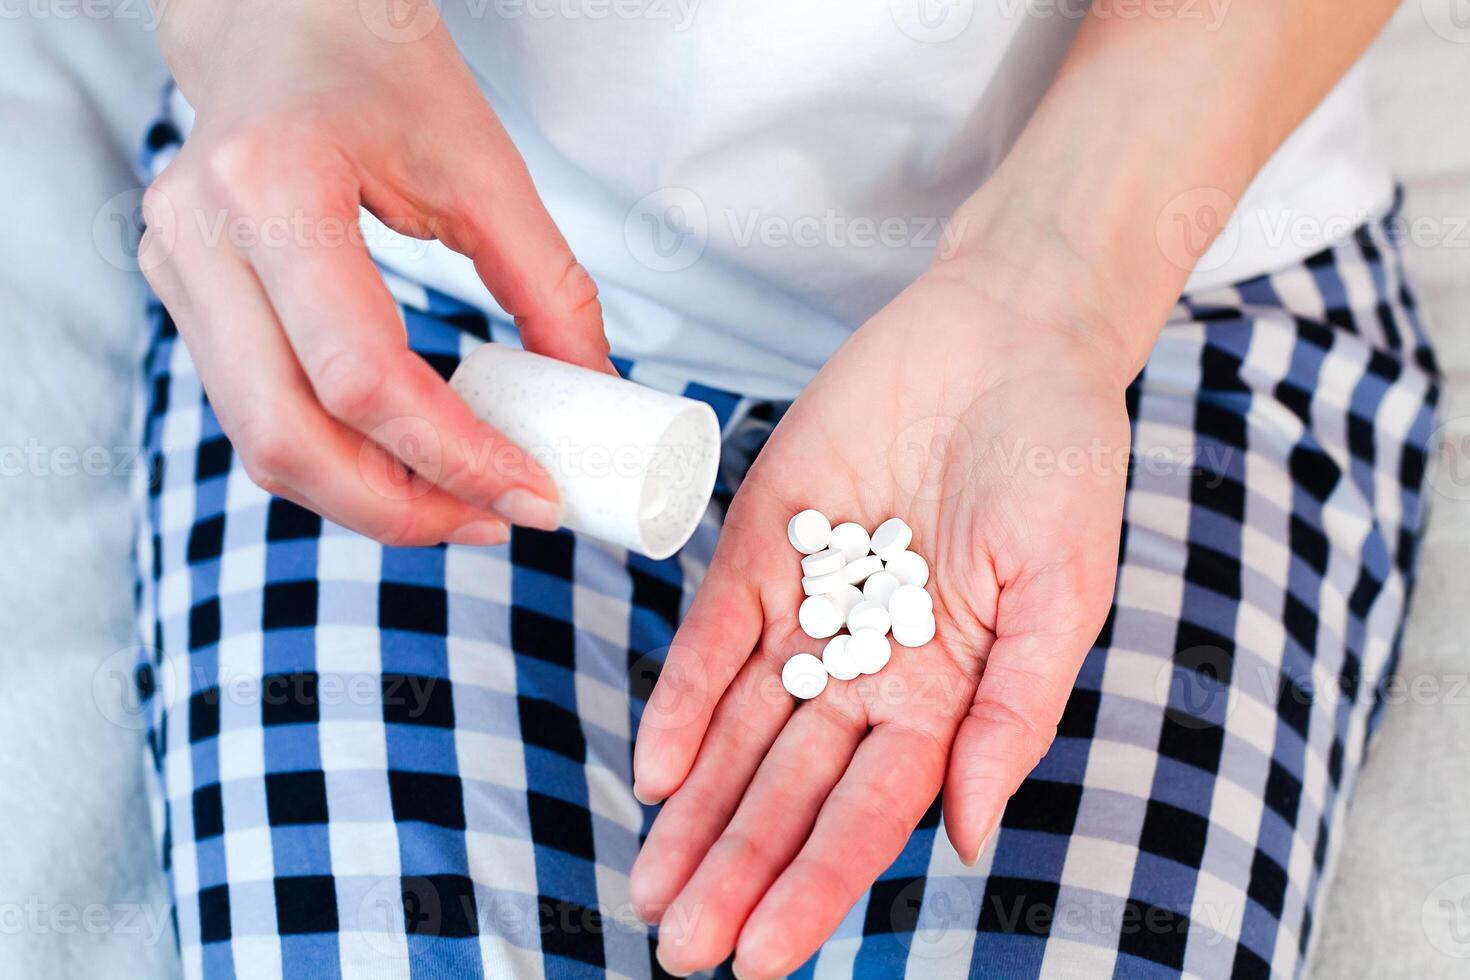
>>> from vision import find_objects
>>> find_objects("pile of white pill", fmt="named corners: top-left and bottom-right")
top-left (779, 509), bottom-right (937, 700)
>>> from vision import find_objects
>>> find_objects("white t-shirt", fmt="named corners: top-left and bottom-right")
top-left (365, 0), bottom-right (1392, 399)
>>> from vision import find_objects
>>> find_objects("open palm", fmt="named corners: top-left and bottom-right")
top-left (630, 268), bottom-right (1131, 978)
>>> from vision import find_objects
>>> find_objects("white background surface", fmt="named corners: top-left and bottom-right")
top-left (0, 3), bottom-right (1464, 978)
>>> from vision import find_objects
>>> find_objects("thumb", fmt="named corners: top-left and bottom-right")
top-left (943, 562), bottom-right (1112, 865)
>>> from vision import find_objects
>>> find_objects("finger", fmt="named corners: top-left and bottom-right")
top-left (150, 223), bottom-right (506, 547)
top-left (628, 646), bottom-right (795, 924)
top-left (653, 697), bottom-right (866, 976)
top-left (942, 561), bottom-right (1111, 865)
top-left (210, 155), bottom-right (564, 529)
top-left (733, 724), bottom-right (951, 980)
top-left (940, 631), bottom-right (1085, 866)
top-left (382, 114), bottom-right (612, 374)
top-left (632, 557), bottom-right (766, 804)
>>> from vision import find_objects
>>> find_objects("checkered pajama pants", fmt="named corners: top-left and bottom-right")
top-left (133, 210), bottom-right (1439, 979)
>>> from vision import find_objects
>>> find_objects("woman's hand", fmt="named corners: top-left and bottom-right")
top-left (628, 256), bottom-right (1132, 978)
top-left (141, 0), bottom-right (609, 546)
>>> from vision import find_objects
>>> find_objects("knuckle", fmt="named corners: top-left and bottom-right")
top-left (547, 258), bottom-right (603, 324)
top-left (200, 119), bottom-right (351, 217)
top-left (376, 512), bottom-right (441, 549)
top-left (968, 694), bottom-right (1057, 767)
top-left (430, 439), bottom-right (487, 497)
top-left (313, 347), bottom-right (389, 424)
top-left (140, 181), bottom-right (178, 237)
top-left (709, 829), bottom-right (769, 870)
top-left (201, 128), bottom-right (276, 206)
top-left (232, 414), bottom-right (301, 490)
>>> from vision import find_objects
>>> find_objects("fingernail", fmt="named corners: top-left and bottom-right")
top-left (960, 833), bottom-right (991, 867)
top-left (632, 781), bottom-right (663, 806)
top-left (731, 961), bottom-right (756, 980)
top-left (654, 944), bottom-right (691, 978)
top-left (493, 487), bottom-right (561, 531)
top-left (448, 520), bottom-right (509, 547)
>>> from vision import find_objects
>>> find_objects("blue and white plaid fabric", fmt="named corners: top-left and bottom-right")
top-left (134, 109), bottom-right (1439, 977)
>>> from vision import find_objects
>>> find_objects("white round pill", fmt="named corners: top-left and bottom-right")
top-left (787, 510), bottom-right (832, 555)
top-left (884, 550), bottom-right (929, 588)
top-left (862, 570), bottom-right (901, 607)
top-left (801, 567), bottom-right (848, 596)
top-left (842, 554), bottom-right (884, 586)
top-left (830, 583), bottom-right (865, 617)
top-left (870, 517), bottom-right (913, 561)
top-left (888, 584), bottom-right (933, 625)
top-left (800, 547), bottom-right (846, 577)
top-left (850, 629), bottom-right (892, 674)
top-left (846, 600), bottom-right (891, 636)
top-left (798, 594), bottom-right (844, 639)
top-left (781, 653), bottom-right (829, 699)
top-left (822, 634), bottom-right (861, 680)
top-left (892, 614), bottom-right (936, 648)
top-left (828, 522), bottom-right (871, 562)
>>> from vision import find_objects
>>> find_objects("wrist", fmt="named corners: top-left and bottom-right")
top-left (152, 0), bottom-right (252, 102)
top-left (931, 180), bottom-right (1174, 391)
